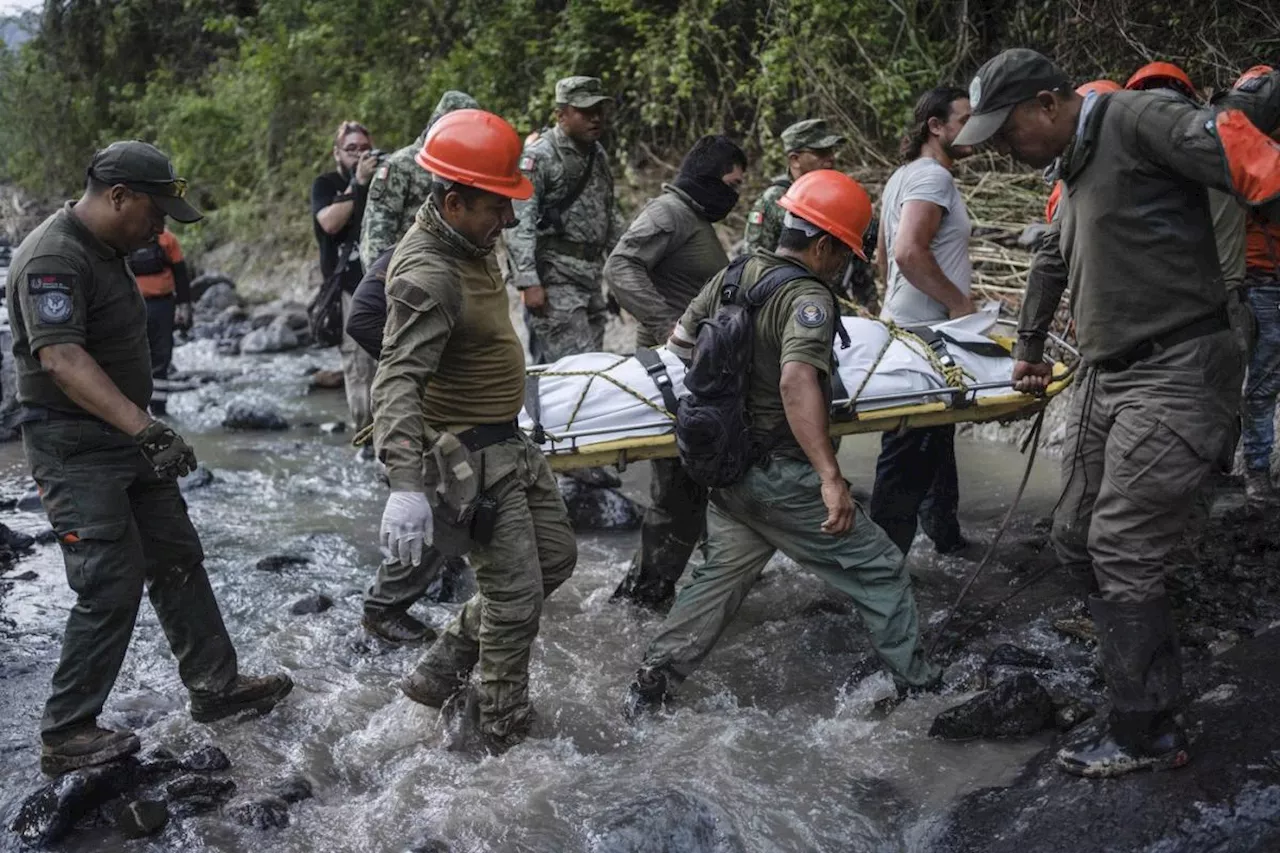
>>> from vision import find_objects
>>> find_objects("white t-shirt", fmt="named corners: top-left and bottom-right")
top-left (879, 158), bottom-right (972, 325)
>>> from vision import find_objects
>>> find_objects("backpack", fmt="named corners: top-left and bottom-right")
top-left (127, 239), bottom-right (168, 276)
top-left (676, 255), bottom-right (845, 488)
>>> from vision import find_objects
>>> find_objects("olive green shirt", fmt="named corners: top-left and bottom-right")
top-left (605, 184), bottom-right (728, 348)
top-left (371, 201), bottom-right (526, 493)
top-left (6, 203), bottom-right (151, 413)
top-left (675, 250), bottom-right (835, 453)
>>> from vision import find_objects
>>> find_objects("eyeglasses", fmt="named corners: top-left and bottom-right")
top-left (340, 144), bottom-right (372, 155)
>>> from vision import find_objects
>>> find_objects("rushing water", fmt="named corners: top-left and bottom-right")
top-left (0, 337), bottom-right (1079, 853)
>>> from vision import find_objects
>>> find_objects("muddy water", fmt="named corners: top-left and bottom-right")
top-left (0, 337), bottom-right (1075, 853)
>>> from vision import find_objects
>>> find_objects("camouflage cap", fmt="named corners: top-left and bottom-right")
top-left (954, 49), bottom-right (1070, 147)
top-left (429, 90), bottom-right (480, 128)
top-left (555, 76), bottom-right (613, 109)
top-left (781, 119), bottom-right (845, 153)
top-left (88, 140), bottom-right (202, 223)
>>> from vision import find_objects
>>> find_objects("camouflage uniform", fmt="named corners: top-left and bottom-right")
top-left (359, 91), bottom-right (479, 270)
top-left (742, 119), bottom-right (845, 254)
top-left (372, 200), bottom-right (576, 744)
top-left (508, 76), bottom-right (624, 361)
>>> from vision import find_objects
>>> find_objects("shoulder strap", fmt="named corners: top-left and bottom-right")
top-left (524, 374), bottom-right (546, 443)
top-left (634, 347), bottom-right (680, 414)
top-left (770, 176), bottom-right (794, 190)
top-left (549, 145), bottom-right (597, 224)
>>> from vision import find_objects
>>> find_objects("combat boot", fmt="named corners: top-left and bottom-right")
top-left (623, 665), bottom-right (673, 721)
top-left (1056, 595), bottom-right (1189, 778)
top-left (400, 633), bottom-right (479, 709)
top-left (40, 725), bottom-right (141, 776)
top-left (190, 673), bottom-right (294, 723)
top-left (1245, 469), bottom-right (1279, 507)
top-left (362, 609), bottom-right (436, 646)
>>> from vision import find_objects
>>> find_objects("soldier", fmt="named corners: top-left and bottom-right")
top-left (508, 75), bottom-right (624, 363)
top-left (741, 118), bottom-right (844, 254)
top-left (7, 141), bottom-right (292, 776)
top-left (372, 110), bottom-right (577, 754)
top-left (625, 171), bottom-right (941, 717)
top-left (359, 90), bottom-right (479, 270)
top-left (605, 135), bottom-right (748, 610)
top-left (958, 49), bottom-right (1280, 776)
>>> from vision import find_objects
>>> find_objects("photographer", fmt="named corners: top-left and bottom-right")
top-left (311, 120), bottom-right (380, 434)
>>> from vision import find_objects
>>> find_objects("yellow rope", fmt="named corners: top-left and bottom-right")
top-left (836, 318), bottom-right (974, 417)
top-left (532, 356), bottom-right (676, 442)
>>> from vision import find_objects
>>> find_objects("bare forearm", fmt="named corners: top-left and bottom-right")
top-left (39, 344), bottom-right (151, 435)
top-left (316, 200), bottom-right (355, 235)
top-left (897, 249), bottom-right (967, 312)
top-left (780, 362), bottom-right (840, 482)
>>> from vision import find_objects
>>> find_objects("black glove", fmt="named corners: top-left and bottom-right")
top-left (134, 419), bottom-right (198, 479)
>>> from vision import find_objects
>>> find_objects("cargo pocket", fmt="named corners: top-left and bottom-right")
top-left (60, 518), bottom-right (131, 597)
top-left (1105, 415), bottom-right (1212, 507)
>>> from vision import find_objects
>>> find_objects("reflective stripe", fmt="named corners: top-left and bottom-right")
top-left (1217, 109), bottom-right (1280, 205)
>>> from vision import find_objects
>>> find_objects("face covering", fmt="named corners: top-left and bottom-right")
top-left (673, 173), bottom-right (740, 222)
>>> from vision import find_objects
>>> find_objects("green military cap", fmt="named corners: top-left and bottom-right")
top-left (954, 48), bottom-right (1071, 147)
top-left (429, 90), bottom-right (480, 127)
top-left (555, 76), bottom-right (613, 109)
top-left (781, 118), bottom-right (845, 153)
top-left (88, 140), bottom-right (202, 223)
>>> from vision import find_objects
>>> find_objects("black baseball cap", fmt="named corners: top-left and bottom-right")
top-left (954, 49), bottom-right (1071, 147)
top-left (88, 140), bottom-right (203, 223)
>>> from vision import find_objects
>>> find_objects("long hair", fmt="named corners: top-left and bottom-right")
top-left (898, 87), bottom-right (967, 163)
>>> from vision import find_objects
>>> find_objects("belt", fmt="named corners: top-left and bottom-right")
top-left (537, 236), bottom-right (603, 263)
top-left (1092, 306), bottom-right (1229, 372)
top-left (15, 406), bottom-right (102, 425)
top-left (454, 420), bottom-right (520, 453)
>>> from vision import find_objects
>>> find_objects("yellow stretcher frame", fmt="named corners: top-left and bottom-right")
top-left (540, 358), bottom-right (1074, 472)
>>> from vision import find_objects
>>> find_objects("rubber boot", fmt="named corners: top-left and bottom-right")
top-left (1057, 595), bottom-right (1189, 778)
top-left (401, 632), bottom-right (480, 709)
top-left (623, 665), bottom-right (673, 721)
top-left (189, 673), bottom-right (294, 723)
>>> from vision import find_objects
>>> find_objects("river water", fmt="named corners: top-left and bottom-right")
top-left (0, 336), bottom-right (1075, 853)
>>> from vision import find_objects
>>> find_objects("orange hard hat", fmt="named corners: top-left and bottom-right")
top-left (1076, 79), bottom-right (1121, 97)
top-left (1235, 65), bottom-right (1274, 89)
top-left (777, 169), bottom-right (872, 260)
top-left (416, 109), bottom-right (533, 200)
top-left (1125, 62), bottom-right (1196, 97)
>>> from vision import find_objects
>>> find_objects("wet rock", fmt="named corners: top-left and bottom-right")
top-left (558, 478), bottom-right (642, 531)
top-left (319, 421), bottom-right (347, 434)
top-left (196, 282), bottom-right (239, 317)
top-left (215, 304), bottom-right (250, 326)
top-left (0, 521), bottom-right (36, 551)
top-left (190, 272), bottom-right (236, 304)
top-left (308, 369), bottom-right (345, 391)
top-left (16, 485), bottom-right (43, 512)
top-left (179, 745), bottom-right (231, 773)
top-left (222, 400), bottom-right (289, 431)
top-left (1052, 700), bottom-right (1095, 732)
top-left (288, 593), bottom-right (333, 615)
top-left (34, 529), bottom-right (58, 545)
top-left (114, 799), bottom-right (168, 839)
top-left (240, 316), bottom-right (301, 355)
top-left (1050, 615), bottom-right (1097, 644)
top-left (929, 673), bottom-right (1055, 740)
top-left (585, 789), bottom-right (746, 853)
top-left (402, 835), bottom-right (453, 853)
top-left (265, 772), bottom-right (313, 804)
top-left (986, 643), bottom-right (1053, 671)
top-left (136, 746), bottom-right (181, 779)
top-left (256, 554), bottom-right (311, 572)
top-left (3, 569), bottom-right (37, 581)
top-left (165, 774), bottom-right (237, 815)
top-left (224, 794), bottom-right (291, 830)
top-left (8, 758), bottom-right (142, 846)
top-left (178, 466), bottom-right (216, 491)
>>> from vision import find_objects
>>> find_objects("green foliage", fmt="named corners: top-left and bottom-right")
top-left (0, 0), bottom-right (1274, 249)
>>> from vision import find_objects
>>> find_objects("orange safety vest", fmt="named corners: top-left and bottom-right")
top-left (132, 230), bottom-right (183, 298)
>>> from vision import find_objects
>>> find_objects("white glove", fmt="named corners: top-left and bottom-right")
top-left (379, 490), bottom-right (433, 567)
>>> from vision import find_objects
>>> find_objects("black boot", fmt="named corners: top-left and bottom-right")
top-left (623, 665), bottom-right (673, 721)
top-left (400, 633), bottom-right (479, 709)
top-left (362, 609), bottom-right (435, 646)
top-left (1056, 595), bottom-right (1189, 778)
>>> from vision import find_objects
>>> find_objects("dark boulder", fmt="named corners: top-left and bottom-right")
top-left (179, 745), bottom-right (231, 773)
top-left (8, 758), bottom-right (142, 846)
top-left (929, 673), bottom-right (1056, 740)
top-left (288, 593), bottom-right (334, 615)
top-left (585, 789), bottom-right (746, 853)
top-left (240, 316), bottom-right (302, 355)
top-left (114, 799), bottom-right (168, 839)
top-left (195, 281), bottom-right (239, 317)
top-left (16, 485), bottom-right (43, 512)
top-left (558, 477), bottom-right (642, 531)
top-left (165, 774), bottom-right (237, 816)
top-left (985, 643), bottom-right (1053, 671)
top-left (222, 400), bottom-right (289, 431)
top-left (178, 466), bottom-right (216, 492)
top-left (308, 369), bottom-right (345, 391)
top-left (256, 554), bottom-right (311, 573)
top-left (265, 772), bottom-right (314, 804)
top-left (224, 794), bottom-right (291, 830)
top-left (0, 521), bottom-right (35, 551)
top-left (190, 272), bottom-right (236, 304)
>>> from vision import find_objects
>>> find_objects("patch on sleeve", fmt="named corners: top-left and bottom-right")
top-left (376, 164), bottom-right (390, 181)
top-left (27, 274), bottom-right (75, 325)
top-left (1237, 76), bottom-right (1265, 94)
top-left (519, 155), bottom-right (535, 172)
top-left (795, 300), bottom-right (828, 328)
top-left (749, 210), bottom-right (764, 225)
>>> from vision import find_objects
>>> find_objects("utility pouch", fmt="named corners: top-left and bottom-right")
top-left (467, 453), bottom-right (499, 546)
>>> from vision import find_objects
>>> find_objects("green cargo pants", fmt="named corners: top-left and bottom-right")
top-left (1050, 330), bottom-right (1241, 602)
top-left (417, 435), bottom-right (577, 739)
top-left (25, 417), bottom-right (238, 741)
top-left (641, 456), bottom-right (939, 689)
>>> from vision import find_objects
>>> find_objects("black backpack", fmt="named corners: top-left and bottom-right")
top-left (127, 239), bottom-right (168, 276)
top-left (676, 256), bottom-right (845, 488)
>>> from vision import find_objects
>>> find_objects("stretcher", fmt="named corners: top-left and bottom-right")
top-left (521, 307), bottom-right (1077, 472)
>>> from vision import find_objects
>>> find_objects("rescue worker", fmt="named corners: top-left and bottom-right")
top-left (1236, 65), bottom-right (1280, 505)
top-left (126, 226), bottom-right (193, 416)
top-left (7, 141), bottom-right (292, 776)
top-left (956, 49), bottom-right (1280, 777)
top-left (869, 85), bottom-right (975, 558)
top-left (742, 119), bottom-right (845, 254)
top-left (372, 110), bottom-right (577, 753)
top-left (358, 91), bottom-right (479, 270)
top-left (625, 170), bottom-right (941, 716)
top-left (508, 76), bottom-right (624, 363)
top-left (605, 135), bottom-right (748, 610)
top-left (1043, 80), bottom-right (1120, 223)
